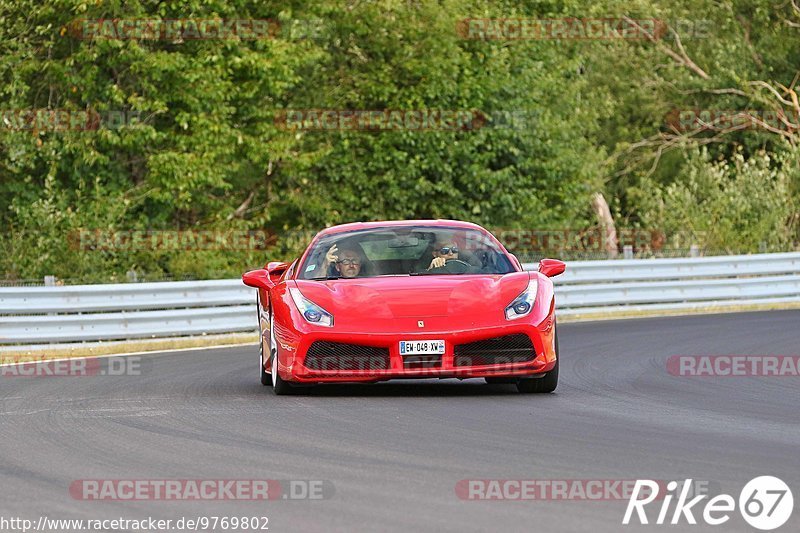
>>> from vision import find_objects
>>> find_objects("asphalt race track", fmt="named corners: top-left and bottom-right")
top-left (1, 310), bottom-right (799, 532)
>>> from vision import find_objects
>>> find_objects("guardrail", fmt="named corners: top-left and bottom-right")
top-left (2, 252), bottom-right (799, 344)
top-left (0, 280), bottom-right (255, 344)
top-left (524, 251), bottom-right (800, 316)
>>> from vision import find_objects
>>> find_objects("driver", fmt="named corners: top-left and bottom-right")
top-left (427, 240), bottom-right (460, 270)
top-left (321, 244), bottom-right (363, 278)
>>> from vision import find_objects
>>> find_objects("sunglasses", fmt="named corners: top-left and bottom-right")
top-left (337, 258), bottom-right (361, 266)
top-left (438, 246), bottom-right (459, 255)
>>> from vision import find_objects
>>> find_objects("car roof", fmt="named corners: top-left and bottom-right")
top-left (316, 219), bottom-right (488, 237)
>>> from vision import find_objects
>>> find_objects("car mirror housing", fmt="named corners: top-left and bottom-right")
top-left (242, 269), bottom-right (274, 289)
top-left (265, 261), bottom-right (289, 282)
top-left (538, 258), bottom-right (566, 277)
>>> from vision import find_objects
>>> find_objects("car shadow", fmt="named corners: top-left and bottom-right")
top-left (281, 379), bottom-right (535, 397)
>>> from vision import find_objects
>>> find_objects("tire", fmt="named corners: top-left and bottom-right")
top-left (258, 294), bottom-right (270, 386)
top-left (516, 326), bottom-right (559, 393)
top-left (260, 342), bottom-right (271, 386)
top-left (269, 309), bottom-right (295, 395)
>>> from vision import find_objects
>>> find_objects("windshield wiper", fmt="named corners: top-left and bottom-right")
top-left (309, 275), bottom-right (342, 280)
top-left (409, 270), bottom-right (475, 276)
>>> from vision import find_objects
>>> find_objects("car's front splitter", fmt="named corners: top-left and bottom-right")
top-left (275, 321), bottom-right (557, 384)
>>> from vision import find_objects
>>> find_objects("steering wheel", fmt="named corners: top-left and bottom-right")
top-left (439, 258), bottom-right (472, 274)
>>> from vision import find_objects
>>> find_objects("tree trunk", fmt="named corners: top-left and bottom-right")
top-left (591, 193), bottom-right (618, 258)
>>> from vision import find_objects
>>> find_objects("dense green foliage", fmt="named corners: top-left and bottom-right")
top-left (1, 0), bottom-right (798, 281)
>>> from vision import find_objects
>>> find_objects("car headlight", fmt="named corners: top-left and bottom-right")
top-left (505, 279), bottom-right (538, 320)
top-left (289, 287), bottom-right (334, 327)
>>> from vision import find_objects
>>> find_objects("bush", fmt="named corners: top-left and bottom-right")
top-left (631, 147), bottom-right (798, 254)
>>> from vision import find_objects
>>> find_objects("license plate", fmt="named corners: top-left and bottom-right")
top-left (399, 340), bottom-right (445, 356)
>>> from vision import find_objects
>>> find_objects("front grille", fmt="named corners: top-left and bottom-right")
top-left (453, 334), bottom-right (536, 367)
top-left (403, 355), bottom-right (442, 369)
top-left (304, 341), bottom-right (390, 371)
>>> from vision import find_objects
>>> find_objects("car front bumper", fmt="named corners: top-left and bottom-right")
top-left (275, 316), bottom-right (557, 384)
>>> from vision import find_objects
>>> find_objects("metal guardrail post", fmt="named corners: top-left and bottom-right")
top-left (623, 245), bottom-right (633, 259)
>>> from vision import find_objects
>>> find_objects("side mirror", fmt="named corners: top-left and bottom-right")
top-left (265, 261), bottom-right (289, 282)
top-left (242, 269), bottom-right (274, 289)
top-left (538, 258), bottom-right (566, 278)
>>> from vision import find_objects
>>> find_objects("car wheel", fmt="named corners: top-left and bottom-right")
top-left (269, 310), bottom-right (295, 396)
top-left (517, 327), bottom-right (559, 393)
top-left (260, 342), bottom-right (271, 386)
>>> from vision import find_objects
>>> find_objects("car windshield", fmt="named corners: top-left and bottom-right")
top-left (298, 225), bottom-right (515, 279)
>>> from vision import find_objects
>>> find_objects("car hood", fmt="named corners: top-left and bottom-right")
top-left (293, 272), bottom-right (532, 327)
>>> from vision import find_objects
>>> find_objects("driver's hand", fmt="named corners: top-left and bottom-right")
top-left (428, 257), bottom-right (446, 270)
top-left (325, 244), bottom-right (338, 264)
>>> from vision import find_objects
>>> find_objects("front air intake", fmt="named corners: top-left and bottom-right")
top-left (304, 341), bottom-right (391, 371)
top-left (453, 334), bottom-right (536, 367)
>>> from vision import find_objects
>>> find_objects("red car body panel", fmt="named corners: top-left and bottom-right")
top-left (247, 220), bottom-right (561, 385)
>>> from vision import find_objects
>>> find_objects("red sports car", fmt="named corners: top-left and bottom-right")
top-left (242, 220), bottom-right (565, 394)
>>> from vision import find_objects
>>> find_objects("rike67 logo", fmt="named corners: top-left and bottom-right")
top-left (623, 476), bottom-right (793, 530)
